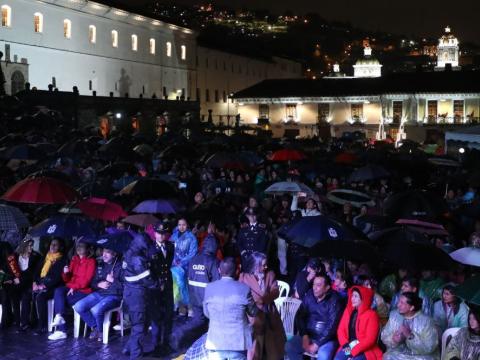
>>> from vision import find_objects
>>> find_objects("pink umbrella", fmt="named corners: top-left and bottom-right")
top-left (3, 177), bottom-right (79, 204)
top-left (77, 197), bottom-right (127, 222)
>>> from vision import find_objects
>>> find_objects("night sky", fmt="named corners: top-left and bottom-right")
top-left (117, 0), bottom-right (480, 43)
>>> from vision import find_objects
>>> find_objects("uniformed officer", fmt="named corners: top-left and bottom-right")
top-left (147, 224), bottom-right (175, 356)
top-left (122, 233), bottom-right (156, 360)
top-left (236, 207), bottom-right (270, 270)
top-left (187, 223), bottom-right (221, 327)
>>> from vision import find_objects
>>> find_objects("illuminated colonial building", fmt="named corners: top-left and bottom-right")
top-left (435, 26), bottom-right (460, 71)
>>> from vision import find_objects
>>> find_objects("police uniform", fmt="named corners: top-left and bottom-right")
top-left (147, 232), bottom-right (174, 353)
top-left (236, 221), bottom-right (270, 271)
top-left (122, 234), bottom-right (156, 360)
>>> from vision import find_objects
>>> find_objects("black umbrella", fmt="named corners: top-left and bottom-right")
top-left (29, 215), bottom-right (99, 239)
top-left (311, 240), bottom-right (380, 263)
top-left (369, 226), bottom-right (430, 245)
top-left (1, 144), bottom-right (46, 160)
top-left (96, 231), bottom-right (133, 253)
top-left (97, 162), bottom-right (138, 177)
top-left (384, 190), bottom-right (447, 221)
top-left (349, 164), bottom-right (390, 182)
top-left (280, 215), bottom-right (362, 248)
top-left (119, 178), bottom-right (177, 199)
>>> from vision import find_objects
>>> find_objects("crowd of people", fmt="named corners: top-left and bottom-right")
top-left (0, 106), bottom-right (480, 360)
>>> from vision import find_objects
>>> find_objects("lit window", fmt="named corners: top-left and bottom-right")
top-left (131, 34), bottom-right (138, 51)
top-left (1, 5), bottom-right (11, 27)
top-left (63, 19), bottom-right (71, 39)
top-left (89, 25), bottom-right (96, 43)
top-left (34, 12), bottom-right (43, 33)
top-left (166, 41), bottom-right (172, 57)
top-left (149, 38), bottom-right (155, 55)
top-left (181, 45), bottom-right (186, 60)
top-left (111, 30), bottom-right (118, 47)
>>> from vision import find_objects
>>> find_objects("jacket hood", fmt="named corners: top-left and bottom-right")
top-left (202, 234), bottom-right (218, 256)
top-left (346, 286), bottom-right (374, 314)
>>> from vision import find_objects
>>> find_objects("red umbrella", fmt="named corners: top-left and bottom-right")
top-left (2, 177), bottom-right (79, 204)
top-left (78, 197), bottom-right (127, 222)
top-left (269, 149), bottom-right (306, 161)
top-left (334, 152), bottom-right (358, 164)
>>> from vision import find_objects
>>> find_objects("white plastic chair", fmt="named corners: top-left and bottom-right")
top-left (277, 280), bottom-right (290, 298)
top-left (441, 327), bottom-right (460, 360)
top-left (101, 302), bottom-right (124, 344)
top-left (274, 297), bottom-right (301, 339)
top-left (0, 304), bottom-right (3, 326)
top-left (73, 309), bottom-right (88, 338)
top-left (47, 299), bottom-right (54, 332)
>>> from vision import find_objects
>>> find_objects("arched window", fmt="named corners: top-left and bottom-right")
top-left (34, 12), bottom-right (43, 33)
top-left (11, 71), bottom-right (25, 95)
top-left (149, 38), bottom-right (155, 55)
top-left (111, 30), bottom-right (118, 47)
top-left (181, 45), bottom-right (186, 60)
top-left (63, 19), bottom-right (71, 39)
top-left (131, 34), bottom-right (137, 51)
top-left (1, 5), bottom-right (11, 27)
top-left (89, 25), bottom-right (96, 43)
top-left (166, 41), bottom-right (172, 57)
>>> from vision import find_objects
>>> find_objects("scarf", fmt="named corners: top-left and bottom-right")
top-left (40, 252), bottom-right (62, 278)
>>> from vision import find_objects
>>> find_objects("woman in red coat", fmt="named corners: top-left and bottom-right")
top-left (335, 286), bottom-right (383, 360)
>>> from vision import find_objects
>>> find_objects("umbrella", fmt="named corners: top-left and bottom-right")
top-left (98, 162), bottom-right (139, 177)
top-left (455, 275), bottom-right (480, 305)
top-left (428, 157), bottom-right (460, 167)
top-left (264, 181), bottom-right (314, 196)
top-left (122, 214), bottom-right (159, 227)
top-left (455, 202), bottom-right (480, 220)
top-left (334, 152), bottom-right (358, 164)
top-left (369, 226), bottom-right (431, 245)
top-left (119, 178), bottom-right (177, 199)
top-left (450, 247), bottom-right (480, 267)
top-left (133, 144), bottom-right (154, 156)
top-left (327, 189), bottom-right (375, 208)
top-left (0, 204), bottom-right (29, 231)
top-left (311, 240), bottom-right (379, 263)
top-left (1, 144), bottom-right (46, 160)
top-left (395, 219), bottom-right (449, 236)
top-left (269, 149), bottom-right (306, 161)
top-left (349, 164), bottom-right (390, 182)
top-left (57, 139), bottom-right (95, 157)
top-left (280, 215), bottom-right (361, 248)
top-left (29, 215), bottom-right (99, 239)
top-left (3, 177), bottom-right (80, 204)
top-left (205, 151), bottom-right (258, 169)
top-left (133, 199), bottom-right (183, 214)
top-left (384, 190), bottom-right (447, 221)
top-left (378, 238), bottom-right (454, 270)
top-left (96, 231), bottom-right (133, 253)
top-left (77, 197), bottom-right (127, 222)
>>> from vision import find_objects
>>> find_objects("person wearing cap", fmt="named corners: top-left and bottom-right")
top-left (49, 239), bottom-right (96, 340)
top-left (73, 247), bottom-right (123, 342)
top-left (236, 207), bottom-right (270, 271)
top-left (147, 224), bottom-right (175, 356)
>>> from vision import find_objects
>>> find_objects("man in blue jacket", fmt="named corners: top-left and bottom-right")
top-left (73, 248), bottom-right (123, 341)
top-left (285, 272), bottom-right (344, 360)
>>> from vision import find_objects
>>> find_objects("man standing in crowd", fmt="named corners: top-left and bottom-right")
top-left (236, 207), bottom-right (270, 270)
top-left (147, 224), bottom-right (175, 356)
top-left (73, 248), bottom-right (123, 342)
top-left (382, 292), bottom-right (439, 360)
top-left (285, 272), bottom-right (344, 360)
top-left (203, 258), bottom-right (258, 360)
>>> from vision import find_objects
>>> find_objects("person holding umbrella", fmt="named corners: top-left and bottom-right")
top-left (73, 247), bottom-right (123, 342)
top-left (49, 239), bottom-right (96, 341)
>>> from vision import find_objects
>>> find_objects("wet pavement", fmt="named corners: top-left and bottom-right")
top-left (0, 323), bottom-right (188, 360)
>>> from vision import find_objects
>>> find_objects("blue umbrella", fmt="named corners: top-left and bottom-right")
top-left (133, 199), bottom-right (183, 214)
top-left (29, 215), bottom-right (99, 239)
top-left (281, 215), bottom-right (362, 248)
top-left (96, 231), bottom-right (133, 253)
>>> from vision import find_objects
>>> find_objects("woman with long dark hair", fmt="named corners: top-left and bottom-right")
top-left (239, 251), bottom-right (286, 360)
top-left (444, 307), bottom-right (480, 360)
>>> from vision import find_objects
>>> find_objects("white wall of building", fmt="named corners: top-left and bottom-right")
top-left (0, 0), bottom-right (195, 97)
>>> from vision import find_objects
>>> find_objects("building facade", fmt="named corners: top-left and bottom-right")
top-left (0, 0), bottom-right (196, 99)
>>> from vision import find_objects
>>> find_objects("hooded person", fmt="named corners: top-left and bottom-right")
top-left (335, 286), bottom-right (383, 360)
top-left (122, 233), bottom-right (157, 360)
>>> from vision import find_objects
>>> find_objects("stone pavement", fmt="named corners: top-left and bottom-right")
top-left (0, 325), bottom-right (187, 360)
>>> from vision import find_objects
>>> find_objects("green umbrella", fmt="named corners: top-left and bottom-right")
top-left (456, 275), bottom-right (480, 305)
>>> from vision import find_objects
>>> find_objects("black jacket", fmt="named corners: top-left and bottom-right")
top-left (187, 234), bottom-right (220, 307)
top-left (34, 254), bottom-right (67, 290)
top-left (148, 240), bottom-right (174, 291)
top-left (16, 252), bottom-right (42, 290)
top-left (91, 258), bottom-right (123, 297)
top-left (297, 289), bottom-right (344, 347)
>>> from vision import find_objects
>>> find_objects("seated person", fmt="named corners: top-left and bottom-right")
top-left (73, 248), bottom-right (123, 341)
top-left (285, 272), bottom-right (344, 360)
top-left (49, 239), bottom-right (96, 340)
top-left (294, 258), bottom-right (325, 300)
top-left (381, 292), bottom-right (439, 360)
top-left (432, 284), bottom-right (468, 334)
top-left (444, 308), bottom-right (480, 360)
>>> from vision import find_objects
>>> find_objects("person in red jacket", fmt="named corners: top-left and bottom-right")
top-left (48, 239), bottom-right (96, 340)
top-left (335, 286), bottom-right (383, 360)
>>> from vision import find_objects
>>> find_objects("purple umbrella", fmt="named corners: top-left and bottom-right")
top-left (133, 199), bottom-right (183, 214)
